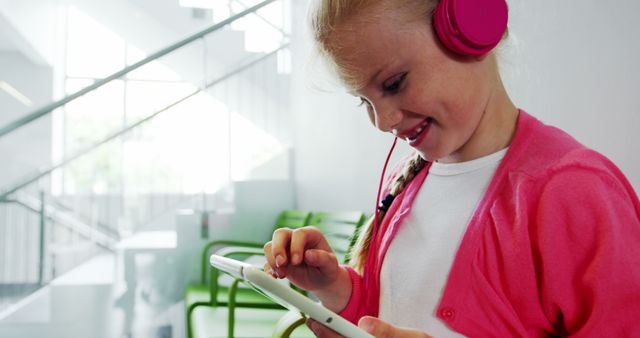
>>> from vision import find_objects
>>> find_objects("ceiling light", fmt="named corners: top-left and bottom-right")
top-left (0, 81), bottom-right (33, 107)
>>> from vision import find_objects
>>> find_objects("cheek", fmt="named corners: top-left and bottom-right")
top-left (430, 79), bottom-right (484, 127)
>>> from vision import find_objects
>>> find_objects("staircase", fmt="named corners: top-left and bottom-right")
top-left (0, 1), bottom-right (292, 335)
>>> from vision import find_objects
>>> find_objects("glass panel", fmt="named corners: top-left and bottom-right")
top-left (126, 45), bottom-right (183, 82)
top-left (230, 2), bottom-right (285, 53)
top-left (63, 140), bottom-right (122, 194)
top-left (121, 91), bottom-right (230, 194)
top-left (125, 80), bottom-right (196, 122)
top-left (64, 79), bottom-right (125, 154)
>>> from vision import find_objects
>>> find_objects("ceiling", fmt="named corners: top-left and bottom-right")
top-left (0, 15), bottom-right (18, 51)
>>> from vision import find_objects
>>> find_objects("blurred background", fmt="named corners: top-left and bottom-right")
top-left (0, 0), bottom-right (638, 337)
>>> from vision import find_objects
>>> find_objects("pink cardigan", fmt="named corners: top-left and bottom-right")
top-left (339, 111), bottom-right (640, 337)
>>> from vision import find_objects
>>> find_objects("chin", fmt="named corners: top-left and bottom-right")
top-left (415, 140), bottom-right (459, 163)
top-left (415, 149), bottom-right (435, 162)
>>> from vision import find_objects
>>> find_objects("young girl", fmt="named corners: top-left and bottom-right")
top-left (264, 0), bottom-right (640, 336)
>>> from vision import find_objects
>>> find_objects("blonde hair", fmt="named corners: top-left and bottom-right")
top-left (347, 152), bottom-right (427, 273)
top-left (311, 0), bottom-right (438, 90)
top-left (311, 0), bottom-right (509, 89)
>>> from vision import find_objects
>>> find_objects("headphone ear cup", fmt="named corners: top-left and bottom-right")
top-left (434, 0), bottom-right (508, 57)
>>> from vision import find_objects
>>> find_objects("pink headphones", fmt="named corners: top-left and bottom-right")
top-left (433, 0), bottom-right (508, 56)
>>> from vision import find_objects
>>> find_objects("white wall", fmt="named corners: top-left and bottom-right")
top-left (290, 0), bottom-right (640, 213)
top-left (0, 51), bottom-right (53, 188)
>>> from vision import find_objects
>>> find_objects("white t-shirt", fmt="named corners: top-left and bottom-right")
top-left (379, 148), bottom-right (508, 337)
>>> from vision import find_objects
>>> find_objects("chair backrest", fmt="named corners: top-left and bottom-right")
top-left (201, 210), bottom-right (311, 284)
top-left (273, 210), bottom-right (312, 230)
top-left (308, 211), bottom-right (366, 264)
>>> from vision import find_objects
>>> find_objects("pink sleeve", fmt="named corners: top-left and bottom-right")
top-left (337, 265), bottom-right (366, 324)
top-left (534, 166), bottom-right (640, 336)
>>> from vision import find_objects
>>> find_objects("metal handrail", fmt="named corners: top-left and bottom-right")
top-left (0, 0), bottom-right (278, 139)
top-left (232, 0), bottom-right (288, 36)
top-left (2, 197), bottom-right (117, 251)
top-left (0, 43), bottom-right (289, 201)
top-left (13, 191), bottom-right (121, 240)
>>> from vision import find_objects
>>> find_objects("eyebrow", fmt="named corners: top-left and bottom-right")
top-left (359, 55), bottom-right (402, 92)
top-left (348, 64), bottom-right (388, 96)
top-left (366, 67), bottom-right (386, 89)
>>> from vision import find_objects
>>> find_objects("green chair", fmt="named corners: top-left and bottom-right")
top-left (307, 211), bottom-right (367, 264)
top-left (271, 211), bottom-right (368, 338)
top-left (185, 210), bottom-right (312, 338)
top-left (206, 211), bottom-right (367, 338)
top-left (190, 210), bottom-right (365, 338)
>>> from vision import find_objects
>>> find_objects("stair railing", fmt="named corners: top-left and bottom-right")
top-left (0, 0), bottom-right (278, 139)
top-left (0, 0), bottom-right (291, 315)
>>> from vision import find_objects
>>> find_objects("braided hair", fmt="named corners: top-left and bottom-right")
top-left (349, 152), bottom-right (427, 273)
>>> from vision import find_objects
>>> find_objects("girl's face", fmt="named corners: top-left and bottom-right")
top-left (332, 7), bottom-right (500, 163)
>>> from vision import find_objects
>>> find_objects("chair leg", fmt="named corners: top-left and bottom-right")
top-left (272, 310), bottom-right (307, 338)
top-left (227, 279), bottom-right (241, 338)
top-left (187, 301), bottom-right (213, 338)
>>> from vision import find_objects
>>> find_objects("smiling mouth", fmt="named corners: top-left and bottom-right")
top-left (406, 118), bottom-right (433, 142)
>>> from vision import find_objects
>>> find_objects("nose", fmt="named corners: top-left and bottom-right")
top-left (370, 99), bottom-right (403, 133)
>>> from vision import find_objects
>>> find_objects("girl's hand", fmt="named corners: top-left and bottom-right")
top-left (263, 226), bottom-right (345, 292)
top-left (306, 316), bottom-right (434, 338)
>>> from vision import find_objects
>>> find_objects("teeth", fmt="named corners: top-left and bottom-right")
top-left (404, 118), bottom-right (432, 142)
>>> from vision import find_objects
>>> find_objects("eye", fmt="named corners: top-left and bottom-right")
top-left (383, 72), bottom-right (407, 94)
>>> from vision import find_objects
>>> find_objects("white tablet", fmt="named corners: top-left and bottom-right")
top-left (210, 254), bottom-right (373, 338)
